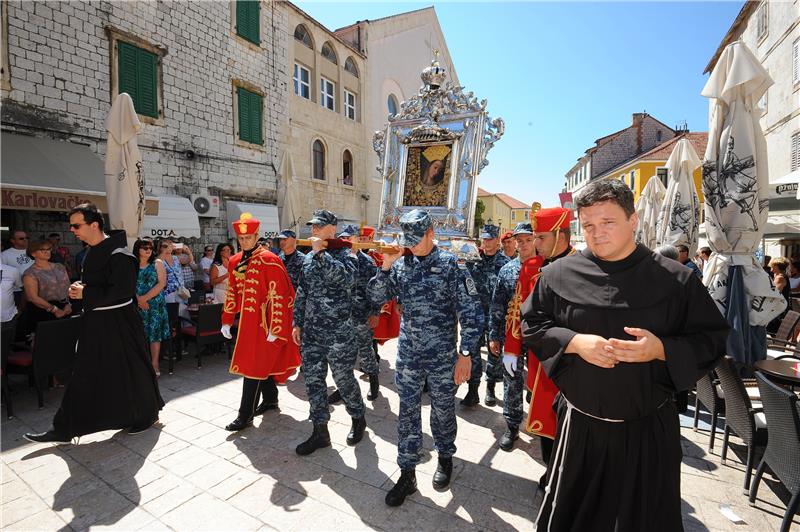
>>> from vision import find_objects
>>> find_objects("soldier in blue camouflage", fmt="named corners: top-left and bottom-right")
top-left (462, 223), bottom-right (510, 407)
top-left (327, 224), bottom-right (381, 404)
top-left (277, 229), bottom-right (305, 291)
top-left (367, 209), bottom-right (483, 507)
top-left (292, 210), bottom-right (367, 456)
top-left (488, 222), bottom-right (536, 451)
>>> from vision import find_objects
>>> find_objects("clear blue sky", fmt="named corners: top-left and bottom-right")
top-left (296, 1), bottom-right (744, 206)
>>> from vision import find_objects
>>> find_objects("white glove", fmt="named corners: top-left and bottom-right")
top-left (502, 353), bottom-right (518, 376)
top-left (266, 332), bottom-right (277, 342)
top-left (220, 324), bottom-right (232, 339)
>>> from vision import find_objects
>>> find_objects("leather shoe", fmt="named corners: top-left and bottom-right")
top-left (346, 416), bottom-right (367, 445)
top-left (499, 426), bottom-right (519, 452)
top-left (296, 424), bottom-right (331, 455)
top-left (224, 416), bottom-right (253, 432)
top-left (327, 389), bottom-right (342, 404)
top-left (254, 401), bottom-right (278, 416)
top-left (385, 470), bottom-right (417, 506)
top-left (432, 457), bottom-right (453, 490)
top-left (23, 430), bottom-right (70, 444)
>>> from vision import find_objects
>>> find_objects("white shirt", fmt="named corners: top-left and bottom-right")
top-left (199, 256), bottom-right (214, 284)
top-left (1, 248), bottom-right (33, 282)
top-left (0, 264), bottom-right (21, 322)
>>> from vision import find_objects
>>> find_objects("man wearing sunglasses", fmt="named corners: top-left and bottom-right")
top-left (24, 203), bottom-right (164, 443)
top-left (2, 230), bottom-right (34, 277)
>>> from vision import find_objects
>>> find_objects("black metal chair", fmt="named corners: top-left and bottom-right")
top-left (694, 370), bottom-right (725, 451)
top-left (179, 303), bottom-right (227, 368)
top-left (768, 310), bottom-right (800, 358)
top-left (750, 372), bottom-right (800, 532)
top-left (1, 320), bottom-right (16, 418)
top-left (716, 356), bottom-right (768, 494)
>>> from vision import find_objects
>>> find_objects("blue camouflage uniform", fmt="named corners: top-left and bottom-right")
top-left (488, 256), bottom-right (526, 428)
top-left (277, 230), bottom-right (305, 291)
top-left (293, 212), bottom-right (364, 424)
top-left (367, 209), bottom-right (483, 470)
top-left (466, 224), bottom-right (510, 385)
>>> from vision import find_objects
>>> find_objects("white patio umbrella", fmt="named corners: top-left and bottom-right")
top-left (655, 137), bottom-right (702, 254)
top-left (700, 40), bottom-right (785, 363)
top-left (104, 93), bottom-right (145, 248)
top-left (277, 150), bottom-right (299, 231)
top-left (635, 175), bottom-right (666, 250)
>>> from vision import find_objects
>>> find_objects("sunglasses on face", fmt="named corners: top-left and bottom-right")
top-left (15, 236), bottom-right (28, 240)
top-left (140, 246), bottom-right (153, 251)
top-left (69, 222), bottom-right (88, 230)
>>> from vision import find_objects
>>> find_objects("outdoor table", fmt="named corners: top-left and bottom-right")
top-left (754, 359), bottom-right (800, 388)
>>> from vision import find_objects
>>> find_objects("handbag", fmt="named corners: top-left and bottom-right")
top-left (176, 286), bottom-right (191, 301)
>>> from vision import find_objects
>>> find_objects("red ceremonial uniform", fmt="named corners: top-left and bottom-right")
top-left (222, 215), bottom-right (300, 383)
top-left (364, 227), bottom-right (400, 343)
top-left (524, 206), bottom-right (574, 439)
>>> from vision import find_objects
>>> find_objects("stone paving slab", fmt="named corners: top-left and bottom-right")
top-left (1, 339), bottom-right (798, 531)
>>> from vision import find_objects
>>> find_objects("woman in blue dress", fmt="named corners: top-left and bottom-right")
top-left (134, 239), bottom-right (169, 376)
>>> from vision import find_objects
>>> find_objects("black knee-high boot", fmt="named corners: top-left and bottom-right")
top-left (225, 378), bottom-right (262, 431)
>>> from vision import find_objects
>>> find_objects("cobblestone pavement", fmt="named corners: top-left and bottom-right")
top-left (2, 340), bottom-right (798, 531)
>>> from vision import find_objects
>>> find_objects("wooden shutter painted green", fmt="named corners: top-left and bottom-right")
top-left (117, 41), bottom-right (158, 119)
top-left (236, 0), bottom-right (260, 45)
top-left (238, 87), bottom-right (263, 145)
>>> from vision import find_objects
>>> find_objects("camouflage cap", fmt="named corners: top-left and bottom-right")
top-left (512, 222), bottom-right (533, 236)
top-left (306, 209), bottom-right (338, 227)
top-left (276, 230), bottom-right (296, 239)
top-left (479, 224), bottom-right (501, 239)
top-left (337, 224), bottom-right (359, 238)
top-left (399, 209), bottom-right (433, 247)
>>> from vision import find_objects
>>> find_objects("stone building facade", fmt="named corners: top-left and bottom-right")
top-left (1, 0), bottom-right (288, 250)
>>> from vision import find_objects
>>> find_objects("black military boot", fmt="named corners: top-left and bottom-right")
top-left (460, 383), bottom-right (479, 407)
top-left (385, 469), bottom-right (417, 506)
top-left (296, 424), bottom-right (331, 455)
top-left (224, 416), bottom-right (253, 432)
top-left (366, 373), bottom-right (380, 401)
top-left (327, 389), bottom-right (342, 404)
top-left (499, 425), bottom-right (519, 452)
top-left (432, 457), bottom-right (453, 490)
top-left (346, 416), bottom-right (367, 445)
top-left (484, 381), bottom-right (497, 406)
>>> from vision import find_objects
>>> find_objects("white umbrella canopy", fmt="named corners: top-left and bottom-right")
top-left (700, 40), bottom-right (785, 335)
top-left (655, 137), bottom-right (702, 254)
top-left (277, 150), bottom-right (299, 231)
top-left (104, 93), bottom-right (145, 248)
top-left (635, 174), bottom-right (666, 250)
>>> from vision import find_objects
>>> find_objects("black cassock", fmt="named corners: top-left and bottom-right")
top-left (53, 230), bottom-right (163, 437)
top-left (522, 245), bottom-right (728, 532)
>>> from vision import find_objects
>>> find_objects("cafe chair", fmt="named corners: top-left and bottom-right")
top-left (179, 303), bottom-right (228, 368)
top-left (694, 371), bottom-right (725, 452)
top-left (716, 356), bottom-right (768, 495)
top-left (7, 317), bottom-right (82, 408)
top-left (768, 311), bottom-right (800, 359)
top-left (749, 372), bottom-right (800, 532)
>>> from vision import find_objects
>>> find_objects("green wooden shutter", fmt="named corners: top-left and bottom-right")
top-left (118, 41), bottom-right (139, 103)
top-left (250, 92), bottom-right (262, 145)
top-left (238, 88), bottom-right (263, 145)
top-left (236, 0), bottom-right (260, 45)
top-left (238, 87), bottom-right (251, 142)
top-left (137, 48), bottom-right (158, 118)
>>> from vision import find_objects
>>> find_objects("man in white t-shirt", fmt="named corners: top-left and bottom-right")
top-left (0, 263), bottom-right (20, 323)
top-left (2, 230), bottom-right (33, 278)
top-left (199, 245), bottom-right (214, 289)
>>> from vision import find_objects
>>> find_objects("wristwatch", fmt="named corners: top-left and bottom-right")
top-left (458, 350), bottom-right (470, 358)
top-left (48, 305), bottom-right (56, 313)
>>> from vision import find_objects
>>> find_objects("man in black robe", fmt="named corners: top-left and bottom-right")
top-left (521, 179), bottom-right (728, 532)
top-left (24, 203), bottom-right (163, 443)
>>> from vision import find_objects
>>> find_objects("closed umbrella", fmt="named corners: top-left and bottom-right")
top-left (104, 93), bottom-right (144, 248)
top-left (278, 151), bottom-right (299, 231)
top-left (635, 175), bottom-right (666, 250)
top-left (700, 40), bottom-right (785, 364)
top-left (655, 137), bottom-right (702, 255)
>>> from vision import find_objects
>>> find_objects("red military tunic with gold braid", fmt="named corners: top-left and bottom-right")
top-left (367, 248), bottom-right (400, 343)
top-left (221, 247), bottom-right (300, 383)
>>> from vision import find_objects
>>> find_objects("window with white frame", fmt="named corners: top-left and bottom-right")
top-left (657, 167), bottom-right (668, 188)
top-left (756, 2), bottom-right (768, 41)
top-left (293, 63), bottom-right (310, 100)
top-left (320, 77), bottom-right (335, 111)
top-left (344, 89), bottom-right (356, 120)
top-left (791, 132), bottom-right (799, 172)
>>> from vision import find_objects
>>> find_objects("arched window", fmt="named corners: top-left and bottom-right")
top-left (293, 24), bottom-right (313, 48)
top-left (344, 57), bottom-right (359, 77)
top-left (387, 94), bottom-right (398, 116)
top-left (342, 150), bottom-right (353, 186)
top-left (312, 140), bottom-right (325, 180)
top-left (321, 42), bottom-right (337, 64)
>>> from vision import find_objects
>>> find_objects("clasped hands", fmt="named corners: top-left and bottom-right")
top-left (567, 327), bottom-right (665, 369)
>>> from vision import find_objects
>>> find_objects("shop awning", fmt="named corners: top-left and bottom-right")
top-left (1, 132), bottom-right (157, 213)
top-left (141, 196), bottom-right (201, 239)
top-left (227, 201), bottom-right (280, 239)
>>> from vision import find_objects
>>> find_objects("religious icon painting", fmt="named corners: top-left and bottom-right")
top-left (402, 143), bottom-right (452, 208)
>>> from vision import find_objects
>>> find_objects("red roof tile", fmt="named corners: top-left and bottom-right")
top-left (495, 193), bottom-right (530, 209)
